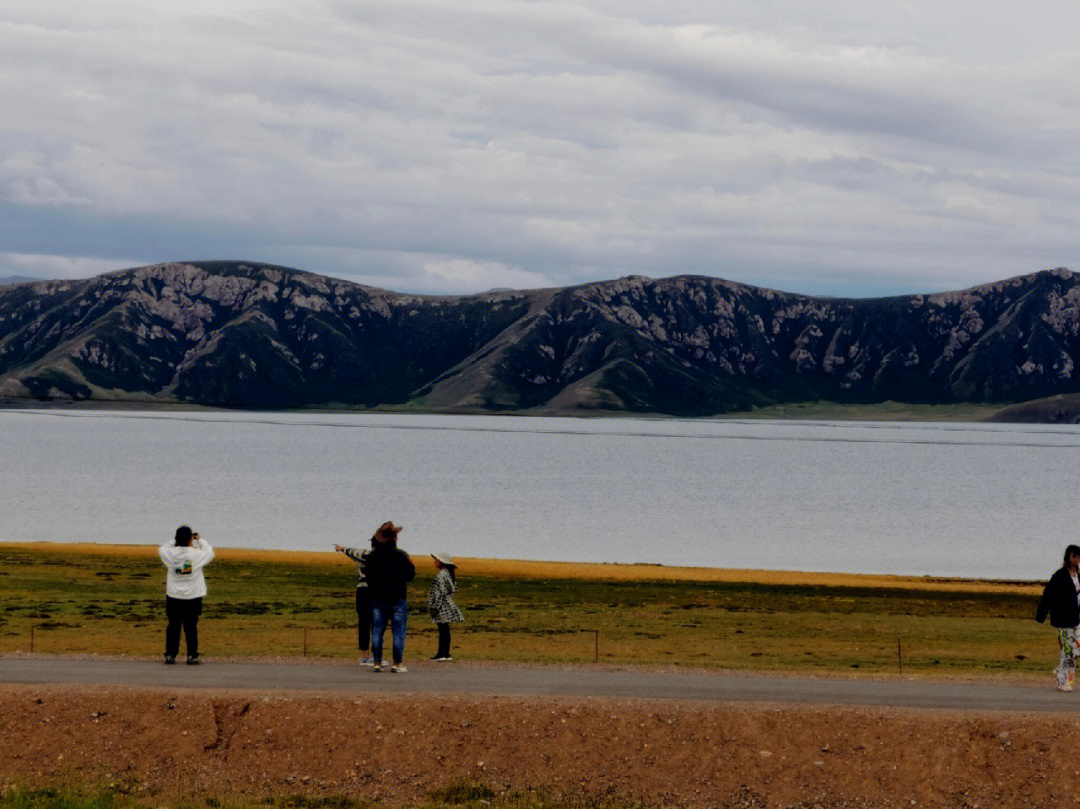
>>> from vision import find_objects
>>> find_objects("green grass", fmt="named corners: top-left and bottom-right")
top-left (726, 399), bottom-right (1006, 421)
top-left (0, 783), bottom-right (690, 809)
top-left (0, 786), bottom-right (124, 809)
top-left (1, 782), bottom-right (692, 809)
top-left (0, 545), bottom-right (1051, 677)
top-left (2, 397), bottom-right (1008, 423)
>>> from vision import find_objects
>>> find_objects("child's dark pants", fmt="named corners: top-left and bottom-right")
top-left (437, 623), bottom-right (451, 658)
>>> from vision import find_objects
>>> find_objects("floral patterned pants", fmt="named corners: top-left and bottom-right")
top-left (1056, 627), bottom-right (1080, 687)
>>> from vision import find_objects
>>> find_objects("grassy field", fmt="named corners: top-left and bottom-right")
top-left (0, 782), bottom-right (642, 809)
top-left (723, 400), bottom-right (1006, 421)
top-left (0, 542), bottom-right (1051, 678)
top-left (2, 397), bottom-right (1009, 422)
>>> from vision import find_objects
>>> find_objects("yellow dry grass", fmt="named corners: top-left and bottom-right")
top-left (4, 541), bottom-right (1039, 595)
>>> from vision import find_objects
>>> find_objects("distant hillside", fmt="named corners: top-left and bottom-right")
top-left (987, 393), bottom-right (1080, 423)
top-left (1, 261), bottom-right (1079, 418)
top-left (0, 275), bottom-right (43, 286)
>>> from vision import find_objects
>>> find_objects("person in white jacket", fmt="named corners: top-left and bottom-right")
top-left (158, 525), bottom-right (215, 665)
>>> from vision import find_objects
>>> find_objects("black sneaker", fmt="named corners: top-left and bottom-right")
top-left (186, 655), bottom-right (201, 665)
top-left (164, 655), bottom-right (176, 665)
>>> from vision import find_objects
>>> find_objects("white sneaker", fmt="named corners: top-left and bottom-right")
top-left (434, 656), bottom-right (453, 662)
top-left (1058, 682), bottom-right (1072, 692)
top-left (391, 663), bottom-right (408, 673)
top-left (372, 661), bottom-right (382, 672)
top-left (359, 657), bottom-right (374, 666)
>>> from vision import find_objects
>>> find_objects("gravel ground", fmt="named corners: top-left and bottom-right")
top-left (3, 682), bottom-right (1080, 808)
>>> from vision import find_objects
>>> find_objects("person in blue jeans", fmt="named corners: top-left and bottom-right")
top-left (364, 521), bottom-right (415, 673)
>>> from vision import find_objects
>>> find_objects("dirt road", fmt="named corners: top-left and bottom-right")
top-left (0, 654), bottom-right (1076, 712)
top-left (4, 655), bottom-right (1080, 808)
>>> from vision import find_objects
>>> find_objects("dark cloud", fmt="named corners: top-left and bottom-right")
top-left (2, 2), bottom-right (1079, 295)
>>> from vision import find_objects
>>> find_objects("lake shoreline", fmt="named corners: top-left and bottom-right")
top-left (4, 409), bottom-right (1069, 580)
top-left (2, 540), bottom-right (1041, 594)
top-left (0, 395), bottom-right (1011, 422)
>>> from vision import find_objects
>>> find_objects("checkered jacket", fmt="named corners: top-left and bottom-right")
top-left (427, 568), bottom-right (464, 624)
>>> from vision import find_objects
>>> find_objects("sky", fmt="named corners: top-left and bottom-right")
top-left (3, 1), bottom-right (1080, 297)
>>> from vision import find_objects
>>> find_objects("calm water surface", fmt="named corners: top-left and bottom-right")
top-left (2, 408), bottom-right (1078, 579)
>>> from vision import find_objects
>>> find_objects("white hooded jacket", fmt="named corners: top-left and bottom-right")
top-left (158, 538), bottom-right (215, 599)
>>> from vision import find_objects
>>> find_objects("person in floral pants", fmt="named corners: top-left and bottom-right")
top-left (1037, 544), bottom-right (1080, 691)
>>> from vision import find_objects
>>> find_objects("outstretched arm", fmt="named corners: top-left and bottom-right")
top-left (341, 547), bottom-right (366, 564)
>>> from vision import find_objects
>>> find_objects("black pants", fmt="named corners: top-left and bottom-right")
top-left (165, 596), bottom-right (203, 658)
top-left (436, 623), bottom-right (451, 658)
top-left (355, 587), bottom-right (372, 651)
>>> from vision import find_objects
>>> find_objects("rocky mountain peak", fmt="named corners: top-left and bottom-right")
top-left (1, 262), bottom-right (1079, 415)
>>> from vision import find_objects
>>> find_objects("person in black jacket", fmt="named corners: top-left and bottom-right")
top-left (1036, 544), bottom-right (1080, 691)
top-left (365, 521), bottom-right (416, 673)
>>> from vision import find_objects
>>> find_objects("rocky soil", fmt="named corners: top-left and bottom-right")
top-left (3, 682), bottom-right (1080, 808)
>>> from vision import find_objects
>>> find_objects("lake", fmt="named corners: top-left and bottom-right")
top-left (1, 408), bottom-right (1077, 580)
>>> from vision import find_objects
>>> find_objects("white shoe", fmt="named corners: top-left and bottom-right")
top-left (359, 657), bottom-right (374, 666)
top-left (391, 663), bottom-right (408, 673)
top-left (1058, 682), bottom-right (1072, 692)
top-left (372, 662), bottom-right (382, 672)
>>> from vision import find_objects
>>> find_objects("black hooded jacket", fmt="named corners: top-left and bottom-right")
top-left (365, 541), bottom-right (416, 604)
top-left (1037, 567), bottom-right (1080, 628)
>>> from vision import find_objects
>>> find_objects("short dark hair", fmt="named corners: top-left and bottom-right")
top-left (1064, 545), bottom-right (1080, 566)
top-left (175, 525), bottom-right (193, 547)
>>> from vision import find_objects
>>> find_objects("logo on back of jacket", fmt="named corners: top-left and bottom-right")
top-left (173, 561), bottom-right (193, 575)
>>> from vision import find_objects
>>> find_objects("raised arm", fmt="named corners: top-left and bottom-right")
top-left (189, 537), bottom-right (215, 569)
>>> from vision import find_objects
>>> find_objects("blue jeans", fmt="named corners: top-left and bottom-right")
top-left (371, 598), bottom-right (408, 664)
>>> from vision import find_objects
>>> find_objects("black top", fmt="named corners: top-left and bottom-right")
top-left (365, 542), bottom-right (416, 603)
top-left (1037, 567), bottom-right (1080, 628)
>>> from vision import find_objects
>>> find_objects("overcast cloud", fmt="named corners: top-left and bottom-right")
top-left (3, 1), bottom-right (1080, 296)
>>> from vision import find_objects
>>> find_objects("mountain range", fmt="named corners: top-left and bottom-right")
top-left (1, 261), bottom-right (1079, 419)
